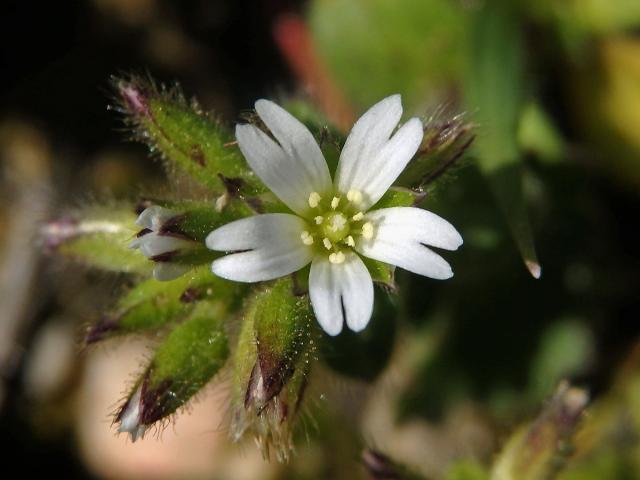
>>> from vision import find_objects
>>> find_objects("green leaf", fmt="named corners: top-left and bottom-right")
top-left (46, 206), bottom-right (150, 274)
top-left (86, 266), bottom-right (243, 343)
top-left (463, 3), bottom-right (541, 279)
top-left (518, 101), bottom-right (565, 164)
top-left (139, 300), bottom-right (229, 423)
top-left (148, 300), bottom-right (228, 387)
top-left (114, 76), bottom-right (265, 195)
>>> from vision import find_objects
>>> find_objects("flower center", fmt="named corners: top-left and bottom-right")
top-left (322, 212), bottom-right (349, 242)
top-left (300, 190), bottom-right (374, 264)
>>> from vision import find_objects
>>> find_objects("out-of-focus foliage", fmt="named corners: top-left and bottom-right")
top-left (309, 0), bottom-right (468, 109)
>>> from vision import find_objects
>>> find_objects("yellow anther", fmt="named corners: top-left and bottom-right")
top-left (361, 222), bottom-right (374, 240)
top-left (314, 215), bottom-right (324, 225)
top-left (300, 231), bottom-right (314, 246)
top-left (330, 196), bottom-right (340, 210)
top-left (352, 212), bottom-right (364, 222)
top-left (329, 251), bottom-right (346, 264)
top-left (345, 235), bottom-right (355, 247)
top-left (308, 192), bottom-right (321, 208)
top-left (323, 238), bottom-right (333, 250)
top-left (346, 189), bottom-right (363, 204)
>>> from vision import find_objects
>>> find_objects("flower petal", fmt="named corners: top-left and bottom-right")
top-left (117, 384), bottom-right (147, 442)
top-left (130, 233), bottom-right (192, 258)
top-left (235, 100), bottom-right (331, 215)
top-left (206, 213), bottom-right (313, 282)
top-left (135, 206), bottom-right (175, 230)
top-left (308, 252), bottom-right (374, 336)
top-left (335, 95), bottom-right (424, 208)
top-left (356, 207), bottom-right (462, 280)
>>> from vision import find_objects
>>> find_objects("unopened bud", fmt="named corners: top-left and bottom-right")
top-left (112, 76), bottom-right (264, 195)
top-left (130, 202), bottom-right (254, 281)
top-left (115, 383), bottom-right (147, 442)
top-left (114, 301), bottom-right (229, 439)
top-left (397, 111), bottom-right (474, 190)
top-left (230, 278), bottom-right (318, 462)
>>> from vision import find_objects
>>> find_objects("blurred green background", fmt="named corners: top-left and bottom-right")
top-left (1, 0), bottom-right (639, 479)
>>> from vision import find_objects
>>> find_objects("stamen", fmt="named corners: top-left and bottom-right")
top-left (329, 251), bottom-right (346, 264)
top-left (300, 231), bottom-right (314, 246)
top-left (345, 235), bottom-right (355, 247)
top-left (361, 222), bottom-right (374, 240)
top-left (308, 192), bottom-right (321, 208)
top-left (314, 216), bottom-right (324, 225)
top-left (323, 238), bottom-right (333, 250)
top-left (346, 189), bottom-right (363, 204)
top-left (352, 212), bottom-right (364, 221)
top-left (330, 196), bottom-right (340, 210)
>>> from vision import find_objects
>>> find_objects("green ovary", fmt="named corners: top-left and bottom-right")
top-left (322, 212), bottom-right (350, 243)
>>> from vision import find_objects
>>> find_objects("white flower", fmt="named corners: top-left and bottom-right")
top-left (206, 95), bottom-right (462, 335)
top-left (129, 205), bottom-right (192, 281)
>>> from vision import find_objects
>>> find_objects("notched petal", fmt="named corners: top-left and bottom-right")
top-left (207, 214), bottom-right (313, 282)
top-left (357, 207), bottom-right (462, 280)
top-left (308, 253), bottom-right (374, 335)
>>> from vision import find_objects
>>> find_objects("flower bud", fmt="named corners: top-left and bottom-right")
top-left (112, 76), bottom-right (264, 196)
top-left (114, 301), bottom-right (229, 440)
top-left (230, 278), bottom-right (318, 462)
top-left (115, 382), bottom-right (146, 441)
top-left (129, 205), bottom-right (218, 280)
top-left (396, 112), bottom-right (474, 191)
